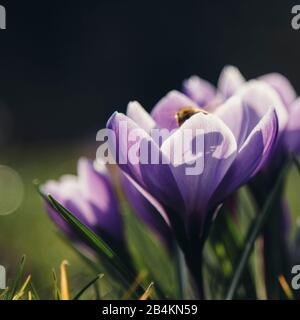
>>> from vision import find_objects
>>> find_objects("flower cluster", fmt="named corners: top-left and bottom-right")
top-left (42, 66), bottom-right (300, 299)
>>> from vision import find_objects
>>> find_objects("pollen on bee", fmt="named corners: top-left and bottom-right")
top-left (175, 106), bottom-right (208, 126)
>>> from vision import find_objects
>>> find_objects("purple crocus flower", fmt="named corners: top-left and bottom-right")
top-left (106, 83), bottom-right (279, 294)
top-left (43, 157), bottom-right (172, 258)
top-left (184, 66), bottom-right (299, 157)
top-left (184, 66), bottom-right (298, 299)
top-left (43, 158), bottom-right (125, 255)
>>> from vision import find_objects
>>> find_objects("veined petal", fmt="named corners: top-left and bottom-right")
top-left (235, 80), bottom-right (288, 134)
top-left (43, 176), bottom-right (82, 209)
top-left (214, 107), bottom-right (278, 204)
top-left (151, 90), bottom-right (198, 131)
top-left (126, 101), bottom-right (156, 133)
top-left (215, 82), bottom-right (279, 150)
top-left (182, 75), bottom-right (217, 107)
top-left (160, 111), bottom-right (237, 231)
top-left (78, 159), bottom-right (124, 242)
top-left (260, 73), bottom-right (297, 108)
top-left (122, 174), bottom-right (173, 251)
top-left (43, 160), bottom-right (124, 244)
top-left (106, 112), bottom-right (148, 187)
top-left (284, 97), bottom-right (300, 153)
top-left (43, 178), bottom-right (98, 234)
top-left (215, 96), bottom-right (250, 149)
top-left (217, 65), bottom-right (245, 98)
top-left (43, 180), bottom-right (78, 236)
top-left (78, 158), bottom-right (115, 213)
top-left (107, 112), bottom-right (185, 214)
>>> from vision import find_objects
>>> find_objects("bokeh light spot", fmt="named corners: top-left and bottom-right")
top-left (0, 165), bottom-right (24, 216)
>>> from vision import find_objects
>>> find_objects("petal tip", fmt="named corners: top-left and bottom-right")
top-left (127, 100), bottom-right (141, 113)
top-left (106, 111), bottom-right (121, 128)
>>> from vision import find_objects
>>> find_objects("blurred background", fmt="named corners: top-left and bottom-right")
top-left (0, 0), bottom-right (300, 298)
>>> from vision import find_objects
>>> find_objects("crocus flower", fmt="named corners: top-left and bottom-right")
top-left (106, 83), bottom-right (279, 294)
top-left (43, 158), bottom-right (126, 257)
top-left (43, 158), bottom-right (172, 259)
top-left (184, 66), bottom-right (299, 299)
top-left (184, 66), bottom-right (300, 157)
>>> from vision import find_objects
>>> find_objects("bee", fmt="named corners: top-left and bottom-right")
top-left (175, 107), bottom-right (208, 127)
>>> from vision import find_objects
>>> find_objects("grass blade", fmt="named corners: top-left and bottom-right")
top-left (12, 275), bottom-right (31, 300)
top-left (0, 288), bottom-right (9, 300)
top-left (225, 161), bottom-right (290, 300)
top-left (8, 255), bottom-right (26, 300)
top-left (278, 275), bottom-right (294, 300)
top-left (45, 194), bottom-right (144, 297)
top-left (139, 282), bottom-right (154, 300)
top-left (47, 195), bottom-right (128, 273)
top-left (60, 260), bottom-right (70, 300)
top-left (29, 282), bottom-right (40, 300)
top-left (52, 268), bottom-right (61, 300)
top-left (292, 154), bottom-right (300, 174)
top-left (47, 195), bottom-right (114, 259)
top-left (73, 274), bottom-right (103, 300)
top-left (122, 271), bottom-right (148, 300)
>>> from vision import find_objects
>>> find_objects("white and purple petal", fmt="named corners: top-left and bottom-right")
top-left (182, 75), bottom-right (217, 107)
top-left (260, 73), bottom-right (297, 109)
top-left (284, 98), bottom-right (300, 153)
top-left (107, 112), bottom-right (185, 215)
top-left (217, 65), bottom-right (245, 98)
top-left (161, 111), bottom-right (237, 233)
top-left (126, 101), bottom-right (156, 134)
top-left (122, 174), bottom-right (173, 251)
top-left (235, 80), bottom-right (288, 134)
top-left (214, 107), bottom-right (279, 204)
top-left (151, 90), bottom-right (198, 131)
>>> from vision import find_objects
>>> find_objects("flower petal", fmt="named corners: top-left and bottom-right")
top-left (182, 75), bottom-right (217, 107)
top-left (214, 107), bottom-right (278, 204)
top-left (215, 96), bottom-right (250, 149)
top-left (78, 158), bottom-right (115, 212)
top-left (43, 160), bottom-right (124, 245)
top-left (151, 90), bottom-right (198, 131)
top-left (107, 112), bottom-right (185, 214)
top-left (126, 101), bottom-right (156, 133)
top-left (260, 73), bottom-right (297, 108)
top-left (43, 180), bottom-right (78, 236)
top-left (122, 174), bottom-right (173, 251)
top-left (235, 80), bottom-right (288, 134)
top-left (284, 97), bottom-right (300, 153)
top-left (106, 112), bottom-right (148, 187)
top-left (43, 178), bottom-right (99, 234)
top-left (217, 65), bottom-right (245, 98)
top-left (160, 111), bottom-right (237, 232)
top-left (215, 81), bottom-right (280, 150)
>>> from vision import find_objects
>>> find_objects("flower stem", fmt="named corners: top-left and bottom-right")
top-left (184, 248), bottom-right (204, 299)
